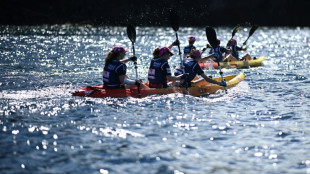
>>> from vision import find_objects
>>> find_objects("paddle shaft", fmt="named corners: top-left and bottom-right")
top-left (175, 32), bottom-right (183, 71)
top-left (169, 9), bottom-right (189, 94)
top-left (205, 26), bottom-right (227, 94)
top-left (131, 42), bottom-right (141, 98)
top-left (127, 24), bottom-right (141, 98)
top-left (243, 37), bottom-right (250, 46)
top-left (131, 43), bottom-right (138, 79)
top-left (175, 32), bottom-right (189, 95)
top-left (215, 47), bottom-right (227, 93)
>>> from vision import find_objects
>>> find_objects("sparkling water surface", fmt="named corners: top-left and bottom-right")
top-left (1, 25), bottom-right (310, 174)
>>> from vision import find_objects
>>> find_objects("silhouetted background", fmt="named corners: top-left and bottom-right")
top-left (0, 0), bottom-right (309, 26)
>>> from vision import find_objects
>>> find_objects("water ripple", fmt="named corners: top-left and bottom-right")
top-left (1, 26), bottom-right (310, 174)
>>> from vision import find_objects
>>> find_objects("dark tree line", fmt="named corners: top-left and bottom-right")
top-left (0, 0), bottom-right (309, 26)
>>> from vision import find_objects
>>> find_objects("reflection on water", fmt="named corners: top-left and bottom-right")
top-left (1, 25), bottom-right (310, 174)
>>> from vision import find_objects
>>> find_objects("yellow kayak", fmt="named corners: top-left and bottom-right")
top-left (200, 56), bottom-right (266, 69)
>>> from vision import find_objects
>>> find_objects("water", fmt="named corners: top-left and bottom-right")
top-left (1, 25), bottom-right (310, 174)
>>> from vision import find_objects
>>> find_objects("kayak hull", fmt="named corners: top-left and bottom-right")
top-left (200, 56), bottom-right (266, 69)
top-left (72, 73), bottom-right (246, 98)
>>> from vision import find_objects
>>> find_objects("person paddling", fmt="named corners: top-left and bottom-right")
top-left (225, 39), bottom-right (252, 61)
top-left (210, 38), bottom-right (231, 62)
top-left (174, 49), bottom-right (227, 87)
top-left (148, 47), bottom-right (185, 88)
top-left (183, 35), bottom-right (197, 58)
top-left (103, 45), bottom-right (148, 89)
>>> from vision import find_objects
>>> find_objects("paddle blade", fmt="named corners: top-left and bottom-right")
top-left (127, 24), bottom-right (136, 43)
top-left (205, 26), bottom-right (218, 49)
top-left (232, 25), bottom-right (240, 38)
top-left (169, 9), bottom-right (179, 32)
top-left (249, 24), bottom-right (259, 37)
top-left (243, 25), bottom-right (258, 45)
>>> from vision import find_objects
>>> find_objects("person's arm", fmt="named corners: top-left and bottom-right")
top-left (168, 40), bottom-right (180, 49)
top-left (167, 45), bottom-right (173, 49)
top-left (200, 73), bottom-right (222, 85)
top-left (123, 76), bottom-right (150, 89)
top-left (117, 64), bottom-right (127, 87)
top-left (120, 56), bottom-right (137, 64)
top-left (240, 45), bottom-right (247, 51)
top-left (120, 58), bottom-right (130, 64)
top-left (119, 75), bottom-right (126, 86)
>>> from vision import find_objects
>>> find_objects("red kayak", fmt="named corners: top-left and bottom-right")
top-left (72, 73), bottom-right (245, 98)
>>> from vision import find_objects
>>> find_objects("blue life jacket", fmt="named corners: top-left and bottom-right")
top-left (103, 59), bottom-right (126, 88)
top-left (183, 45), bottom-right (196, 56)
top-left (175, 58), bottom-right (204, 87)
top-left (231, 45), bottom-right (242, 60)
top-left (213, 46), bottom-right (228, 62)
top-left (148, 57), bottom-right (171, 88)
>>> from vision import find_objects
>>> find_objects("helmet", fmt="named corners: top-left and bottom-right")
top-left (188, 35), bottom-right (196, 42)
top-left (190, 49), bottom-right (201, 58)
top-left (193, 50), bottom-right (201, 58)
top-left (158, 47), bottom-right (174, 57)
top-left (112, 45), bottom-right (129, 53)
top-left (230, 39), bottom-right (237, 46)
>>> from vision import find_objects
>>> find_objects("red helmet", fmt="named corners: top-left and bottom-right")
top-left (158, 47), bottom-right (174, 57)
top-left (112, 46), bottom-right (129, 53)
top-left (188, 35), bottom-right (196, 42)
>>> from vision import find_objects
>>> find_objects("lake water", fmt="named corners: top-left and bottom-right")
top-left (1, 25), bottom-right (310, 174)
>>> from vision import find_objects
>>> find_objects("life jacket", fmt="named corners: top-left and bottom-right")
top-left (213, 46), bottom-right (228, 62)
top-left (103, 59), bottom-right (126, 89)
top-left (148, 57), bottom-right (171, 88)
top-left (183, 45), bottom-right (196, 57)
top-left (231, 45), bottom-right (242, 60)
top-left (175, 58), bottom-right (204, 87)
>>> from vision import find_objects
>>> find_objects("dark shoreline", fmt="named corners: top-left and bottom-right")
top-left (1, 0), bottom-right (309, 27)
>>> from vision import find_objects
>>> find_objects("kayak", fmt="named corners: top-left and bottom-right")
top-left (72, 73), bottom-right (245, 98)
top-left (199, 56), bottom-right (266, 69)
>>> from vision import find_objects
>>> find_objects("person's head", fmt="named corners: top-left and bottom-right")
top-left (158, 47), bottom-right (174, 60)
top-left (189, 49), bottom-right (202, 61)
top-left (152, 48), bottom-right (160, 57)
top-left (188, 35), bottom-right (196, 44)
top-left (105, 46), bottom-right (128, 64)
top-left (230, 39), bottom-right (237, 46)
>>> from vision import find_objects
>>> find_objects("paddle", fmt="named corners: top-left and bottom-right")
top-left (223, 25), bottom-right (241, 61)
top-left (169, 9), bottom-right (189, 94)
top-left (126, 24), bottom-right (141, 98)
top-left (242, 25), bottom-right (258, 46)
top-left (205, 26), bottom-right (227, 93)
top-left (227, 25), bottom-right (240, 47)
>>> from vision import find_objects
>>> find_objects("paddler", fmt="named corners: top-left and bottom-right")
top-left (210, 38), bottom-right (231, 62)
top-left (173, 49), bottom-right (227, 87)
top-left (183, 35), bottom-right (197, 58)
top-left (148, 47), bottom-right (186, 88)
top-left (225, 39), bottom-right (252, 61)
top-left (103, 45), bottom-right (148, 89)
